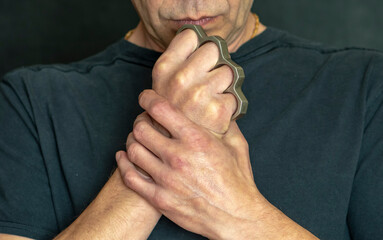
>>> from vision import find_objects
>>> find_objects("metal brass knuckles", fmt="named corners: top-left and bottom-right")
top-left (176, 24), bottom-right (248, 120)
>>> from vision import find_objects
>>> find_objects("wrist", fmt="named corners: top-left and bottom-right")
top-left (214, 188), bottom-right (318, 240)
top-left (56, 170), bottom-right (161, 240)
top-left (201, 186), bottom-right (261, 240)
top-left (105, 170), bottom-right (162, 223)
top-left (219, 187), bottom-right (265, 240)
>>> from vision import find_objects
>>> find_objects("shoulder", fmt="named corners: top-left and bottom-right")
top-left (238, 27), bottom-right (383, 74)
top-left (1, 37), bottom-right (157, 100)
top-left (277, 27), bottom-right (383, 69)
top-left (278, 29), bottom-right (383, 118)
top-left (241, 27), bottom-right (383, 114)
top-left (271, 27), bottom-right (383, 91)
top-left (3, 39), bottom-right (122, 84)
top-left (0, 39), bottom-right (129, 109)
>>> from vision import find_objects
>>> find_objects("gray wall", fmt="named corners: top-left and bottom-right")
top-left (253, 0), bottom-right (383, 50)
top-left (1, 0), bottom-right (382, 77)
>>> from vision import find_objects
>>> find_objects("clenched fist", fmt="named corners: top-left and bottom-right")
top-left (116, 27), bottom-right (318, 240)
top-left (152, 29), bottom-right (237, 134)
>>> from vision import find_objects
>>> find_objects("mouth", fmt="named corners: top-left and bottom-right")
top-left (172, 16), bottom-right (217, 28)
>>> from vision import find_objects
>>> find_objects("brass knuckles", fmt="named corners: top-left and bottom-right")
top-left (176, 24), bottom-right (248, 120)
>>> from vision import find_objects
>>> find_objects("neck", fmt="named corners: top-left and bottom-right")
top-left (226, 12), bottom-right (257, 52)
top-left (127, 13), bottom-right (266, 53)
top-left (128, 22), bottom-right (165, 52)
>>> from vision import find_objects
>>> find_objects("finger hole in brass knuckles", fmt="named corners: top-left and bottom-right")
top-left (176, 24), bottom-right (248, 120)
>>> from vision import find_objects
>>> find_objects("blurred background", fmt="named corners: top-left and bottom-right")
top-left (1, 0), bottom-right (382, 77)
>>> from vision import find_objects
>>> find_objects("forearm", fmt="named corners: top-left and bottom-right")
top-left (54, 170), bottom-right (161, 240)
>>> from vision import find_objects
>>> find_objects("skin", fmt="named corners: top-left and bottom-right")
top-left (117, 0), bottom-right (318, 239)
top-left (1, 17), bottom-right (242, 240)
top-left (129, 0), bottom-right (266, 52)
top-left (151, 29), bottom-right (237, 134)
top-left (119, 90), bottom-right (318, 239)
top-left (0, 1), bottom-right (317, 239)
top-left (118, 0), bottom-right (318, 239)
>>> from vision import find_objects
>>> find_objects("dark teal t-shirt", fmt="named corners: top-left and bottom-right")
top-left (0, 28), bottom-right (382, 239)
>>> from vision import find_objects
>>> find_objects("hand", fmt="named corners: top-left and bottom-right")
top-left (151, 29), bottom-right (237, 134)
top-left (117, 90), bottom-right (257, 239)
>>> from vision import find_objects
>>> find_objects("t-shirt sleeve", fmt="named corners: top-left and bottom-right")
top-left (347, 54), bottom-right (383, 239)
top-left (0, 70), bottom-right (58, 239)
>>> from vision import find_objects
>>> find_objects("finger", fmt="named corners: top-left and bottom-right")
top-left (168, 43), bottom-right (221, 92)
top-left (138, 90), bottom-right (195, 139)
top-left (208, 65), bottom-right (234, 93)
top-left (126, 141), bottom-right (167, 181)
top-left (116, 150), bottom-right (152, 181)
top-left (152, 30), bottom-right (199, 91)
top-left (184, 42), bottom-right (220, 75)
top-left (126, 132), bottom-right (135, 147)
top-left (152, 119), bottom-right (171, 138)
top-left (125, 132), bottom-right (155, 179)
top-left (191, 96), bottom-right (234, 134)
top-left (116, 151), bottom-right (159, 201)
top-left (219, 93), bottom-right (237, 118)
top-left (204, 65), bottom-right (237, 120)
top-left (133, 111), bottom-right (177, 158)
top-left (159, 29), bottom-right (199, 68)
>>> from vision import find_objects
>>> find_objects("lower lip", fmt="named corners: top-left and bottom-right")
top-left (173, 17), bottom-right (216, 28)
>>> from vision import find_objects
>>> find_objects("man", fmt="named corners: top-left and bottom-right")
top-left (0, 0), bottom-right (382, 239)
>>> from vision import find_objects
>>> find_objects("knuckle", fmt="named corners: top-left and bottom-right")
top-left (191, 84), bottom-right (208, 102)
top-left (153, 56), bottom-right (171, 79)
top-left (179, 85), bottom-right (208, 112)
top-left (127, 132), bottom-right (134, 140)
top-left (172, 69), bottom-right (190, 89)
top-left (125, 132), bottom-right (134, 148)
top-left (206, 100), bottom-right (222, 117)
top-left (150, 98), bottom-right (172, 117)
top-left (160, 173), bottom-right (178, 189)
top-left (153, 192), bottom-right (170, 211)
top-left (127, 142), bottom-right (140, 162)
top-left (191, 197), bottom-right (208, 211)
top-left (138, 89), bottom-right (154, 103)
top-left (204, 101), bottom-right (231, 131)
top-left (123, 169), bottom-right (137, 187)
top-left (228, 133), bottom-right (249, 151)
top-left (133, 120), bottom-right (148, 140)
top-left (168, 155), bottom-right (188, 171)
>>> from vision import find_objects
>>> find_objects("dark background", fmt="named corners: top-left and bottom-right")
top-left (1, 0), bottom-right (382, 77)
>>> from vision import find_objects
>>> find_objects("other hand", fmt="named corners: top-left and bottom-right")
top-left (117, 90), bottom-right (258, 239)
